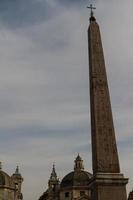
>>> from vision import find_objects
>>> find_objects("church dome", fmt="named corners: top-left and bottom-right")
top-left (60, 170), bottom-right (92, 188)
top-left (60, 155), bottom-right (92, 188)
top-left (0, 170), bottom-right (14, 188)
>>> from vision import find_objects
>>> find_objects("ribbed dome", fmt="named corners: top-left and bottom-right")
top-left (61, 155), bottom-right (92, 188)
top-left (0, 170), bottom-right (14, 188)
top-left (60, 170), bottom-right (92, 188)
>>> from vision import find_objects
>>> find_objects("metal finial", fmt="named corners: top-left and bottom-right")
top-left (53, 162), bottom-right (55, 168)
top-left (77, 153), bottom-right (81, 159)
top-left (15, 166), bottom-right (19, 174)
top-left (50, 162), bottom-right (57, 180)
top-left (87, 4), bottom-right (96, 18)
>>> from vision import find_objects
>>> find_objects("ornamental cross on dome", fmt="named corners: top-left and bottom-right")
top-left (87, 4), bottom-right (96, 17)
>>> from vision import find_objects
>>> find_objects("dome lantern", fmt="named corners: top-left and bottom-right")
top-left (74, 154), bottom-right (84, 171)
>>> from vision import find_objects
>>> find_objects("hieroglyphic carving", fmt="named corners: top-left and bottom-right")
top-left (88, 16), bottom-right (128, 200)
top-left (89, 20), bottom-right (120, 173)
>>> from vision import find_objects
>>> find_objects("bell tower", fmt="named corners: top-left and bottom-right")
top-left (12, 166), bottom-right (23, 200)
top-left (48, 164), bottom-right (59, 189)
top-left (88, 5), bottom-right (128, 200)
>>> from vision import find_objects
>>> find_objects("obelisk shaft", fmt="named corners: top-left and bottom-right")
top-left (88, 16), bottom-right (128, 200)
top-left (88, 19), bottom-right (120, 174)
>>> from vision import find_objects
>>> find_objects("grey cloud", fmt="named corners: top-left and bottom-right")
top-left (0, 122), bottom-right (89, 141)
top-left (57, 0), bottom-right (82, 7)
top-left (0, 0), bottom-right (55, 28)
top-left (0, 0), bottom-right (88, 29)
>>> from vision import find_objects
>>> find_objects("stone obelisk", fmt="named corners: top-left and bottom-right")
top-left (88, 7), bottom-right (128, 200)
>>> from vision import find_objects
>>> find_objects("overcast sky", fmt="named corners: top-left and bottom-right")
top-left (0, 0), bottom-right (133, 199)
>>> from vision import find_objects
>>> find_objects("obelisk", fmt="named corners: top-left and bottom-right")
top-left (88, 6), bottom-right (128, 200)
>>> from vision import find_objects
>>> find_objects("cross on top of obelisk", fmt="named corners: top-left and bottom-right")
top-left (87, 4), bottom-right (96, 18)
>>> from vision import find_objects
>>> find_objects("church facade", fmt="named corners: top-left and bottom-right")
top-left (0, 163), bottom-right (23, 200)
top-left (39, 155), bottom-right (92, 200)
